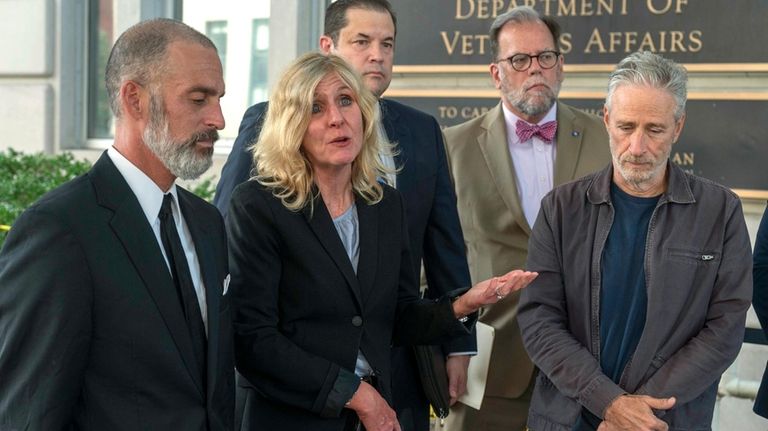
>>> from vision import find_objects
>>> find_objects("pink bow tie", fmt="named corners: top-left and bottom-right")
top-left (516, 119), bottom-right (557, 143)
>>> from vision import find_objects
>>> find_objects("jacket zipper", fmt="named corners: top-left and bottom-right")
top-left (592, 202), bottom-right (614, 359)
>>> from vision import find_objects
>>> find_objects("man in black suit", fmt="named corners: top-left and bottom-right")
top-left (213, 1), bottom-right (473, 430)
top-left (754, 206), bottom-right (768, 419)
top-left (0, 19), bottom-right (234, 430)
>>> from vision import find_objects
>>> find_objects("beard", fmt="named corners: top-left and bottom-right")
top-left (142, 93), bottom-right (217, 180)
top-left (613, 151), bottom-right (669, 189)
top-left (501, 72), bottom-right (561, 118)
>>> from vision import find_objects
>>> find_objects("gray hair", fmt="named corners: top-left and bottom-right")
top-left (605, 51), bottom-right (688, 121)
top-left (105, 18), bottom-right (216, 118)
top-left (489, 6), bottom-right (561, 61)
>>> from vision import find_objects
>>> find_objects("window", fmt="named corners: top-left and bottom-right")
top-left (184, 0), bottom-right (270, 140)
top-left (84, 0), bottom-right (270, 144)
top-left (87, 0), bottom-right (115, 140)
top-left (250, 19), bottom-right (269, 106)
top-left (205, 20), bottom-right (228, 77)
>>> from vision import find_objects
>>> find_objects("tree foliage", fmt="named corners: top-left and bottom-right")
top-left (0, 149), bottom-right (218, 248)
top-left (0, 149), bottom-right (92, 247)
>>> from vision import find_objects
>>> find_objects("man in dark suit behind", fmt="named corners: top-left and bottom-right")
top-left (753, 205), bottom-right (768, 419)
top-left (0, 19), bottom-right (234, 430)
top-left (213, 1), bottom-right (474, 429)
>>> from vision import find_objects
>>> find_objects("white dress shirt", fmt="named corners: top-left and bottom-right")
top-left (503, 103), bottom-right (558, 228)
top-left (376, 102), bottom-right (398, 188)
top-left (107, 147), bottom-right (208, 334)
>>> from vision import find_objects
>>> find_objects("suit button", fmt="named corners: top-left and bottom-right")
top-left (352, 316), bottom-right (363, 327)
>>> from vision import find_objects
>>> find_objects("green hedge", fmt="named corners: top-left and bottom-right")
top-left (0, 149), bottom-right (92, 248)
top-left (0, 149), bottom-right (216, 249)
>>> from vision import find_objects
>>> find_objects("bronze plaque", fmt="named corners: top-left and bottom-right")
top-left (388, 96), bottom-right (768, 192)
top-left (391, 1), bottom-right (768, 67)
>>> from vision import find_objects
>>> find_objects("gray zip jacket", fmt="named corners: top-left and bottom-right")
top-left (519, 162), bottom-right (752, 431)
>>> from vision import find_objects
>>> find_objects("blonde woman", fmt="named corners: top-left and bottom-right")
top-left (227, 53), bottom-right (537, 431)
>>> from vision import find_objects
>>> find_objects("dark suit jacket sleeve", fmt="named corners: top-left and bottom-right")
top-left (392, 190), bottom-right (476, 347)
top-left (227, 185), bottom-right (359, 419)
top-left (0, 207), bottom-right (92, 429)
top-left (420, 119), bottom-right (476, 354)
top-left (213, 102), bottom-right (268, 220)
top-left (754, 204), bottom-right (768, 417)
top-left (754, 204), bottom-right (768, 337)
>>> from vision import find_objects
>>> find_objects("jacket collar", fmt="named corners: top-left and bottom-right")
top-left (587, 160), bottom-right (695, 205)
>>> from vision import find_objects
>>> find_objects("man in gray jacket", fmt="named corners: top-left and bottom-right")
top-left (518, 51), bottom-right (752, 431)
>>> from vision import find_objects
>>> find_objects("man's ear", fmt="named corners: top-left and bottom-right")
top-left (121, 80), bottom-right (146, 120)
top-left (672, 113), bottom-right (686, 143)
top-left (319, 35), bottom-right (334, 54)
top-left (490, 63), bottom-right (502, 90)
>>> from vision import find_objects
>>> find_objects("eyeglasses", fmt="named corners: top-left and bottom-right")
top-left (497, 51), bottom-right (561, 72)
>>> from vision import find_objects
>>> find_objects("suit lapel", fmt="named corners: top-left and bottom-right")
top-left (477, 103), bottom-right (531, 234)
top-left (302, 195), bottom-right (363, 309)
top-left (554, 102), bottom-right (587, 185)
top-left (90, 153), bottom-right (205, 397)
top-left (178, 189), bottom-right (221, 398)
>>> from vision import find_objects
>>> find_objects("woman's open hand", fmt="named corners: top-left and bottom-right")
top-left (452, 269), bottom-right (538, 318)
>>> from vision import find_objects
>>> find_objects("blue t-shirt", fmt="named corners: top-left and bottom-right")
top-left (578, 182), bottom-right (659, 430)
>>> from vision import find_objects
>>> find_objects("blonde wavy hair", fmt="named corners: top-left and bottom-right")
top-left (252, 52), bottom-right (393, 211)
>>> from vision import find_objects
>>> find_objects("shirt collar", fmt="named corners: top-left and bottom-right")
top-left (107, 146), bottom-right (179, 223)
top-left (587, 161), bottom-right (695, 205)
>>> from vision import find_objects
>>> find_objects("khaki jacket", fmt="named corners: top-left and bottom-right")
top-left (443, 101), bottom-right (611, 398)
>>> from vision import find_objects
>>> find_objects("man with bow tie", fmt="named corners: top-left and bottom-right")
top-left (442, 6), bottom-right (610, 431)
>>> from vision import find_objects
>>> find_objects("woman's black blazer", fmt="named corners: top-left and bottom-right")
top-left (227, 181), bottom-right (470, 430)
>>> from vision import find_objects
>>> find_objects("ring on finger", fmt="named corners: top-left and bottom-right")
top-left (495, 285), bottom-right (508, 300)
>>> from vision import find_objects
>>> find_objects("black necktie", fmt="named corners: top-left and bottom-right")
top-left (159, 193), bottom-right (207, 381)
top-left (379, 100), bottom-right (395, 141)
